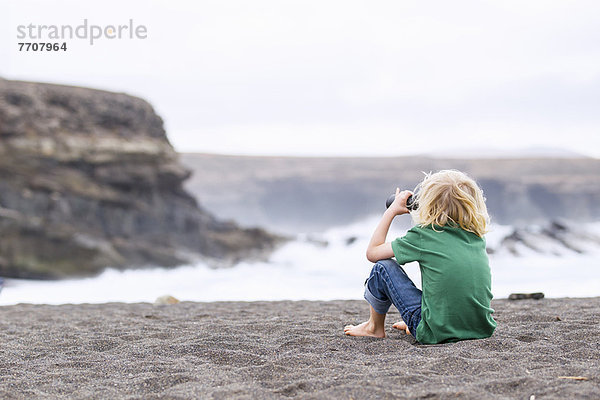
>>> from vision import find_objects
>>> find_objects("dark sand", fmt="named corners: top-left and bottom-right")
top-left (1, 298), bottom-right (598, 399)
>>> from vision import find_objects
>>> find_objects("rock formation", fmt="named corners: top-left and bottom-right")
top-left (0, 79), bottom-right (282, 279)
top-left (490, 220), bottom-right (600, 256)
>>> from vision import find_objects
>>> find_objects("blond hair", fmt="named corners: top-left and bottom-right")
top-left (412, 170), bottom-right (489, 237)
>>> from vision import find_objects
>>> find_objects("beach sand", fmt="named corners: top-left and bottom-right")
top-left (0, 298), bottom-right (598, 399)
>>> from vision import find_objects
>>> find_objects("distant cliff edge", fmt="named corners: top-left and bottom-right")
top-left (0, 79), bottom-right (283, 279)
top-left (181, 154), bottom-right (600, 233)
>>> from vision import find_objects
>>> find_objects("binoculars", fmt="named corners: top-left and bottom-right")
top-left (386, 193), bottom-right (418, 211)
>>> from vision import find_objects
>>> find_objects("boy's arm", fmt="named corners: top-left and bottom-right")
top-left (366, 189), bottom-right (412, 263)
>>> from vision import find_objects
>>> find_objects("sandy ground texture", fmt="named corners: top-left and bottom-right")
top-left (0, 298), bottom-right (598, 399)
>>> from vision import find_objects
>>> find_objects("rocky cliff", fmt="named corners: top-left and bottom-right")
top-left (0, 79), bottom-right (281, 279)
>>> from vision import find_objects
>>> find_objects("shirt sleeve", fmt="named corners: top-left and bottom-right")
top-left (391, 227), bottom-right (422, 265)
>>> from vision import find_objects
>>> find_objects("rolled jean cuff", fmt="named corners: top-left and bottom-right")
top-left (364, 280), bottom-right (392, 315)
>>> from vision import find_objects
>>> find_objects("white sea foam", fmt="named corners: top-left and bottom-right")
top-left (1, 219), bottom-right (598, 305)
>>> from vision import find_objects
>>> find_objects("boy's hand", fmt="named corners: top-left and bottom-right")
top-left (388, 188), bottom-right (412, 216)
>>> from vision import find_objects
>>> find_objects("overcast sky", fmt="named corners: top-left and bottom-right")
top-left (2, 0), bottom-right (599, 157)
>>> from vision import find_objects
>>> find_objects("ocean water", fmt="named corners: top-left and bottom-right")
top-left (1, 218), bottom-right (599, 305)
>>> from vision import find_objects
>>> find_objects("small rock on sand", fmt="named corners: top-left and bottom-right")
top-left (154, 295), bottom-right (180, 305)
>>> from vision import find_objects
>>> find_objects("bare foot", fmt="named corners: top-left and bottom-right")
top-left (344, 321), bottom-right (386, 338)
top-left (392, 321), bottom-right (411, 335)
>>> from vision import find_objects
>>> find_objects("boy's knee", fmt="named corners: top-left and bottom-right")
top-left (374, 258), bottom-right (399, 272)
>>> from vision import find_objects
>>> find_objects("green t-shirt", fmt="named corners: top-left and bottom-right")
top-left (391, 225), bottom-right (496, 344)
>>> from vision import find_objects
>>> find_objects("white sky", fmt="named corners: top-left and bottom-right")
top-left (2, 0), bottom-right (599, 157)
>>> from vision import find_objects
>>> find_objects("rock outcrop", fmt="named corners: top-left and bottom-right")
top-left (0, 79), bottom-right (282, 279)
top-left (489, 220), bottom-right (600, 257)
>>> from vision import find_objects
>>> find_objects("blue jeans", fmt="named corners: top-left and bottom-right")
top-left (364, 259), bottom-right (422, 339)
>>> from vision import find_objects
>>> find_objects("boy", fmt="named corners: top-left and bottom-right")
top-left (344, 170), bottom-right (496, 344)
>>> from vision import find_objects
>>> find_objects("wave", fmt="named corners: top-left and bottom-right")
top-left (1, 218), bottom-right (599, 305)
